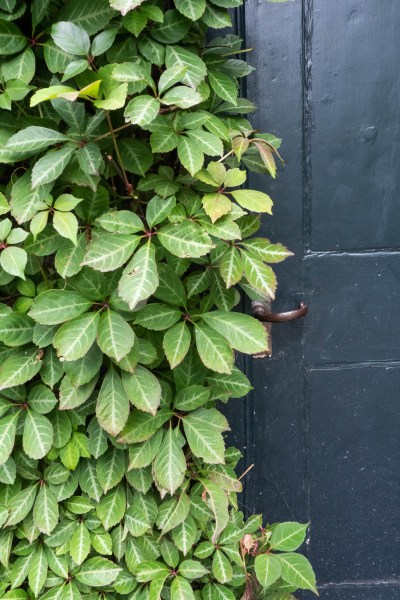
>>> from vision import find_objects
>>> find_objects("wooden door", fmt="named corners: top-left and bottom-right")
top-left (230, 2), bottom-right (400, 598)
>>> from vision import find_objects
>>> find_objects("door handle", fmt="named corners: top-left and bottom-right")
top-left (252, 301), bottom-right (308, 323)
top-left (252, 300), bottom-right (308, 358)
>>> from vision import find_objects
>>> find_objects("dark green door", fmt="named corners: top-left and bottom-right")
top-left (232, 1), bottom-right (400, 598)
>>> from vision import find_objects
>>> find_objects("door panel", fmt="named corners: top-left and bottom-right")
top-left (235, 0), bottom-right (400, 597)
top-left (310, 2), bottom-right (400, 251)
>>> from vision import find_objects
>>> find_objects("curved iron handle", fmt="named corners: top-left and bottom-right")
top-left (253, 301), bottom-right (308, 323)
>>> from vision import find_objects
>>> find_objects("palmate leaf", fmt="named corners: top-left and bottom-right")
top-left (0, 3), bottom-right (311, 598)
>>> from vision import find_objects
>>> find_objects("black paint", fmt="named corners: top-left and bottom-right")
top-left (227, 0), bottom-right (400, 596)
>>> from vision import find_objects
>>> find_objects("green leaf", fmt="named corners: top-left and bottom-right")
top-left (279, 553), bottom-right (317, 593)
top-left (183, 408), bottom-right (228, 464)
top-left (77, 142), bottom-right (102, 175)
top-left (269, 522), bottom-right (308, 551)
top-left (0, 246), bottom-right (27, 280)
top-left (158, 221), bottom-right (213, 258)
top-left (23, 410), bottom-right (53, 459)
top-left (124, 95), bottom-right (160, 126)
top-left (55, 234), bottom-right (87, 278)
top-left (31, 145), bottom-right (76, 188)
top-left (172, 517), bottom-right (197, 556)
top-left (165, 46), bottom-right (207, 88)
top-left (0, 348), bottom-right (42, 391)
top-left (171, 576), bottom-right (195, 600)
top-left (119, 138), bottom-right (153, 176)
top-left (158, 65), bottom-right (188, 94)
top-left (0, 412), bottom-right (19, 465)
top-left (241, 239), bottom-right (292, 263)
top-left (97, 484), bottom-right (126, 530)
top-left (10, 171), bottom-right (52, 225)
top-left (177, 137), bottom-right (204, 175)
top-left (254, 554), bottom-right (282, 589)
top-left (194, 323), bottom-right (233, 374)
top-left (156, 492), bottom-right (190, 535)
top-left (2, 48), bottom-right (35, 84)
top-left (61, 58), bottom-right (89, 82)
top-left (96, 211), bottom-right (143, 234)
top-left (76, 557), bottom-right (121, 586)
top-left (230, 189), bottom-right (273, 213)
top-left (241, 251), bottom-right (277, 299)
top-left (51, 21), bottom-right (90, 56)
top-left (53, 312), bottom-right (100, 361)
top-left (96, 367), bottom-right (129, 436)
top-left (202, 310), bottom-right (269, 355)
top-left (5, 484), bottom-right (38, 526)
top-left (128, 428), bottom-right (163, 470)
top-left (97, 310), bottom-right (135, 361)
top-left (96, 447), bottom-right (125, 494)
top-left (208, 70), bottom-right (237, 104)
top-left (174, 0), bottom-right (206, 20)
top-left (118, 241), bottom-right (159, 310)
top-left (174, 385), bottom-right (210, 411)
top-left (220, 247), bottom-right (243, 287)
top-left (163, 321), bottom-right (191, 369)
top-left (153, 428), bottom-right (186, 494)
top-left (122, 365), bottom-right (162, 415)
top-left (199, 479), bottom-right (229, 543)
top-left (0, 21), bottom-right (26, 56)
top-left (162, 86), bottom-right (203, 110)
top-left (0, 313), bottom-right (34, 347)
top-left (82, 234), bottom-right (140, 272)
top-left (53, 211), bottom-right (79, 245)
top-left (5, 126), bottom-right (68, 153)
top-left (33, 484), bottom-right (59, 535)
top-left (135, 303), bottom-right (182, 331)
top-left (29, 290), bottom-right (92, 325)
top-left (118, 407), bottom-right (172, 444)
top-left (28, 546), bottom-right (48, 597)
top-left (202, 193), bottom-right (232, 223)
top-left (212, 549), bottom-right (233, 584)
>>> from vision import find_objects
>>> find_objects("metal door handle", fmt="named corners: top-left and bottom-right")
top-left (252, 301), bottom-right (308, 323)
top-left (252, 300), bottom-right (308, 358)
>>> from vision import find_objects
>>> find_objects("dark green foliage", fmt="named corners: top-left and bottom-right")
top-left (0, 1), bottom-right (316, 599)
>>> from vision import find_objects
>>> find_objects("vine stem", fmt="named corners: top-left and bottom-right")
top-left (105, 111), bottom-right (133, 195)
top-left (93, 122), bottom-right (132, 142)
top-left (35, 257), bottom-right (50, 288)
top-left (238, 463), bottom-right (254, 481)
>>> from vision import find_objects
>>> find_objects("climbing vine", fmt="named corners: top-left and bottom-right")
top-left (0, 0), bottom-right (316, 599)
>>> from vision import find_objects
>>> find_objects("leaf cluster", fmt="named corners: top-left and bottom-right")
top-left (0, 1), bottom-right (315, 599)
